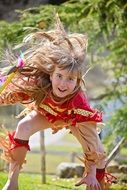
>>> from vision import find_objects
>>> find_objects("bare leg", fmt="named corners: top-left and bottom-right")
top-left (2, 148), bottom-right (26, 190)
top-left (2, 110), bottom-right (51, 190)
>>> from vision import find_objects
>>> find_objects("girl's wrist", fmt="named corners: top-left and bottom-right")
top-left (84, 165), bottom-right (96, 176)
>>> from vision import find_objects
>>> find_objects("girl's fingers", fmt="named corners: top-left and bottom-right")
top-left (75, 177), bottom-right (102, 190)
top-left (75, 178), bottom-right (86, 186)
top-left (95, 183), bottom-right (102, 190)
top-left (86, 183), bottom-right (102, 190)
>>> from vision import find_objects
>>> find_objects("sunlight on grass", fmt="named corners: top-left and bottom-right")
top-left (0, 172), bottom-right (85, 190)
top-left (0, 172), bottom-right (127, 190)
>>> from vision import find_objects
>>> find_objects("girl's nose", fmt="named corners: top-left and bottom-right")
top-left (60, 79), bottom-right (67, 87)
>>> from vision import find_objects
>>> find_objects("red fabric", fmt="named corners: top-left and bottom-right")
top-left (96, 168), bottom-right (105, 181)
top-left (38, 90), bottom-right (103, 126)
top-left (8, 132), bottom-right (30, 151)
top-left (15, 89), bottom-right (103, 126)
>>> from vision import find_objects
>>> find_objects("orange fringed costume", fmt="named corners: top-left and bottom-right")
top-left (0, 89), bottom-right (116, 187)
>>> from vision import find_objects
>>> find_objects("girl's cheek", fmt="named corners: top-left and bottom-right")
top-left (68, 82), bottom-right (76, 89)
top-left (54, 79), bottom-right (61, 86)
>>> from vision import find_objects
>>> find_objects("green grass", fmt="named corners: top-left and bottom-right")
top-left (23, 152), bottom-right (71, 174)
top-left (0, 172), bottom-right (127, 190)
top-left (23, 151), bottom-right (82, 174)
top-left (0, 172), bottom-right (84, 190)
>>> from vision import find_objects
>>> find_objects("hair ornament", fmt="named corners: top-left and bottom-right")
top-left (17, 52), bottom-right (25, 68)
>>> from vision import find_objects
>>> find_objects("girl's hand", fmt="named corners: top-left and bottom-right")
top-left (75, 173), bottom-right (102, 190)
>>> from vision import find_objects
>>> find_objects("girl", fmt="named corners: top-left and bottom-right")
top-left (0, 15), bottom-right (112, 190)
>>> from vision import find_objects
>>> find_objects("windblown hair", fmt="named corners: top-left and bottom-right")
top-left (0, 14), bottom-right (88, 106)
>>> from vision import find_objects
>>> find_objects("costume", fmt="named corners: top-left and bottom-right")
top-left (39, 90), bottom-right (102, 125)
top-left (0, 89), bottom-right (104, 165)
top-left (0, 88), bottom-right (102, 130)
top-left (0, 87), bottom-right (116, 186)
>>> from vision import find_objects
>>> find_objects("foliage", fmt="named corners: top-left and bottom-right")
top-left (0, 0), bottom-right (126, 138)
top-left (110, 103), bottom-right (127, 138)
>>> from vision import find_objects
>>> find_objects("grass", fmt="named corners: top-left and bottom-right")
top-left (0, 172), bottom-right (127, 190)
top-left (23, 152), bottom-right (73, 174)
top-left (0, 172), bottom-right (84, 190)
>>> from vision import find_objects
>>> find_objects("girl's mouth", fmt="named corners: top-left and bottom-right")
top-left (58, 88), bottom-right (67, 92)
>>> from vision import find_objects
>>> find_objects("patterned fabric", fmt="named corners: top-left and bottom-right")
top-left (38, 90), bottom-right (103, 126)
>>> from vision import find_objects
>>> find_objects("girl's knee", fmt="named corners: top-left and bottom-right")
top-left (15, 120), bottom-right (30, 140)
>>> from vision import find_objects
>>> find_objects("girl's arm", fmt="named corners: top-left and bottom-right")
top-left (69, 122), bottom-right (106, 189)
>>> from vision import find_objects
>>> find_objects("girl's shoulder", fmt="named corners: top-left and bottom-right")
top-left (69, 90), bottom-right (90, 109)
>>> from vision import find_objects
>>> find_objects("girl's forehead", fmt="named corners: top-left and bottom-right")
top-left (54, 66), bottom-right (78, 77)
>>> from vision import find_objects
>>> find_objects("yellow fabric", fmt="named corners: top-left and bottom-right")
top-left (0, 72), bottom-right (16, 93)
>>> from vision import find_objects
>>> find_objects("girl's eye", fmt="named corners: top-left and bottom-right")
top-left (56, 74), bottom-right (62, 78)
top-left (68, 77), bottom-right (74, 81)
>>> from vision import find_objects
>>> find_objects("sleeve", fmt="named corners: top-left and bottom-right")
top-left (69, 122), bottom-right (106, 175)
top-left (0, 90), bottom-right (30, 106)
top-left (68, 91), bottom-right (103, 125)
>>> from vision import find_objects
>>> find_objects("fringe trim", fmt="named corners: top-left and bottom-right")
top-left (0, 130), bottom-right (30, 163)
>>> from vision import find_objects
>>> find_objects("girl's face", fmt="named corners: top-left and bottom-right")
top-left (50, 66), bottom-right (78, 98)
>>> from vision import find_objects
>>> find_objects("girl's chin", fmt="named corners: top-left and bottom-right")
top-left (53, 91), bottom-right (68, 99)
top-left (56, 93), bottom-right (67, 98)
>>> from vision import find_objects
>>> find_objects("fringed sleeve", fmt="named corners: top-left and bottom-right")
top-left (0, 90), bottom-right (30, 105)
top-left (69, 122), bottom-right (106, 175)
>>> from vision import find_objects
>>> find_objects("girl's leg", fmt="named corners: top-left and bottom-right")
top-left (2, 110), bottom-right (51, 190)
